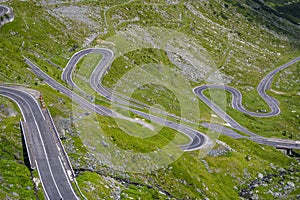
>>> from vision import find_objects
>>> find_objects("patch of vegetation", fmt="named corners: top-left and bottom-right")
top-left (264, 0), bottom-right (300, 24)
top-left (77, 134), bottom-right (298, 199)
top-left (102, 48), bottom-right (217, 122)
top-left (1, 0), bottom-right (300, 199)
top-left (74, 53), bottom-right (103, 95)
top-left (76, 171), bottom-right (113, 199)
top-left (0, 97), bottom-right (35, 199)
top-left (102, 49), bottom-right (173, 86)
top-left (204, 61), bottom-right (300, 139)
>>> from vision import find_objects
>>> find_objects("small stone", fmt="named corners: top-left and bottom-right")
top-left (12, 192), bottom-right (19, 197)
top-left (258, 173), bottom-right (263, 179)
top-left (274, 192), bottom-right (280, 197)
top-left (280, 181), bottom-right (284, 185)
top-left (287, 181), bottom-right (295, 188)
top-left (270, 163), bottom-right (276, 169)
top-left (102, 140), bottom-right (109, 147)
top-left (252, 193), bottom-right (259, 200)
top-left (279, 168), bottom-right (285, 172)
top-left (245, 155), bottom-right (251, 161)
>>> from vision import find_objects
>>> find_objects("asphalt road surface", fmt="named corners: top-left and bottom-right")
top-left (26, 57), bottom-right (113, 116)
top-left (194, 56), bottom-right (300, 117)
top-left (59, 48), bottom-right (300, 149)
top-left (193, 55), bottom-right (300, 136)
top-left (28, 57), bottom-right (210, 151)
top-left (0, 86), bottom-right (78, 200)
top-left (193, 56), bottom-right (300, 148)
top-left (25, 45), bottom-right (300, 150)
top-left (194, 85), bottom-right (257, 137)
top-left (62, 48), bottom-right (196, 126)
top-left (61, 48), bottom-right (213, 151)
top-left (0, 5), bottom-right (8, 16)
top-left (62, 48), bottom-right (153, 110)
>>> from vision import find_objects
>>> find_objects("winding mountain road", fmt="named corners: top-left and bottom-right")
top-left (194, 56), bottom-right (300, 118)
top-left (26, 57), bottom-right (113, 116)
top-left (0, 5), bottom-right (80, 199)
top-left (1, 3), bottom-right (299, 199)
top-left (59, 48), bottom-right (300, 149)
top-left (62, 48), bottom-right (158, 110)
top-left (27, 57), bottom-right (210, 151)
top-left (0, 86), bottom-right (78, 200)
top-left (193, 55), bottom-right (300, 140)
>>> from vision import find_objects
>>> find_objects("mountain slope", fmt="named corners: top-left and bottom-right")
top-left (0, 0), bottom-right (299, 199)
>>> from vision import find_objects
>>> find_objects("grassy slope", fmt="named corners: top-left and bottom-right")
top-left (102, 0), bottom-right (300, 138)
top-left (0, 97), bottom-right (36, 199)
top-left (0, 0), bottom-right (88, 198)
top-left (0, 0), bottom-right (299, 199)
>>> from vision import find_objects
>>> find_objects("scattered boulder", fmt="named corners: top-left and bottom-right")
top-left (0, 104), bottom-right (18, 117)
top-left (258, 173), bottom-right (264, 179)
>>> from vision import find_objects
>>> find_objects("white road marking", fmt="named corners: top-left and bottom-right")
top-left (35, 160), bottom-right (50, 200)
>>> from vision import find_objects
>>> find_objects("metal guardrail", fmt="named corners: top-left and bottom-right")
top-left (45, 109), bottom-right (87, 200)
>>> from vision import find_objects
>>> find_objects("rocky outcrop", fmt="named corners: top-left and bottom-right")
top-left (239, 166), bottom-right (300, 199)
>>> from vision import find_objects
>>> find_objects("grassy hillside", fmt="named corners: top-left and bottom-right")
top-left (0, 0), bottom-right (299, 199)
top-left (264, 0), bottom-right (300, 24)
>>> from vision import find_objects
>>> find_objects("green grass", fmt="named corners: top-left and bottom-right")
top-left (0, 160), bottom-right (35, 199)
top-left (102, 49), bottom-right (174, 87)
top-left (72, 52), bottom-right (113, 108)
top-left (100, 0), bottom-right (300, 139)
top-left (0, 0), bottom-right (300, 199)
top-left (0, 97), bottom-right (35, 199)
top-left (264, 0), bottom-right (300, 24)
top-left (74, 108), bottom-right (190, 153)
top-left (202, 61), bottom-right (300, 139)
top-left (74, 53), bottom-right (103, 95)
top-left (74, 134), bottom-right (298, 199)
top-left (134, 134), bottom-right (297, 199)
top-left (102, 48), bottom-right (218, 123)
top-left (77, 171), bottom-right (113, 199)
top-left (120, 184), bottom-right (168, 199)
